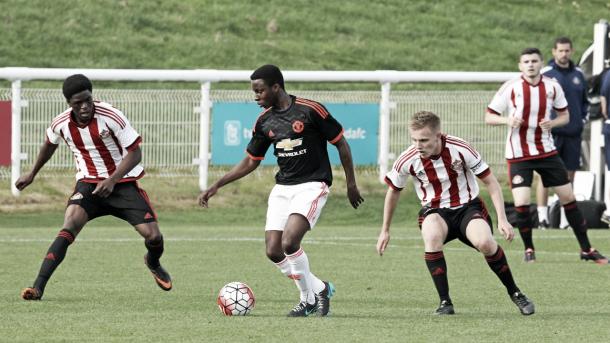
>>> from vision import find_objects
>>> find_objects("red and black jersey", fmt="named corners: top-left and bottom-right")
top-left (246, 96), bottom-right (344, 186)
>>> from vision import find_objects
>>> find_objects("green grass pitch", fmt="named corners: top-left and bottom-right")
top-left (1, 213), bottom-right (609, 342)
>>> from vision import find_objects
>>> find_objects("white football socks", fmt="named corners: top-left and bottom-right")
top-left (537, 206), bottom-right (548, 223)
top-left (274, 250), bottom-right (326, 301)
top-left (285, 248), bottom-right (316, 304)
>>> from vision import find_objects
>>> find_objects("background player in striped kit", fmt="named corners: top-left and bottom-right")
top-left (199, 64), bottom-right (363, 317)
top-left (376, 111), bottom-right (534, 315)
top-left (16, 74), bottom-right (172, 300)
top-left (486, 48), bottom-right (607, 264)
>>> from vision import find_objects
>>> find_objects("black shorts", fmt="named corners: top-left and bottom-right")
top-left (67, 181), bottom-right (157, 226)
top-left (508, 154), bottom-right (570, 188)
top-left (417, 198), bottom-right (493, 248)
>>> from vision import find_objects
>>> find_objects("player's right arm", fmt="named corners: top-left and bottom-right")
top-left (198, 156), bottom-right (261, 208)
top-left (376, 187), bottom-right (401, 256)
top-left (15, 140), bottom-right (58, 191)
top-left (485, 80), bottom-right (523, 128)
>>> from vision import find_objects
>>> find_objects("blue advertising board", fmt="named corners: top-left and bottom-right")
top-left (211, 102), bottom-right (378, 165)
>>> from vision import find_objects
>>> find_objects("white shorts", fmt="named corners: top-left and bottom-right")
top-left (265, 181), bottom-right (330, 231)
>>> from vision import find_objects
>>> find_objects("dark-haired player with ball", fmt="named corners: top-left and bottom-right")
top-left (16, 74), bottom-right (172, 300)
top-left (199, 64), bottom-right (364, 317)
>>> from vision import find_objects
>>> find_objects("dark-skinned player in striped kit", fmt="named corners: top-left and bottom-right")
top-left (17, 74), bottom-right (172, 300)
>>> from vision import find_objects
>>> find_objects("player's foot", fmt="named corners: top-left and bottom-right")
top-left (580, 248), bottom-right (609, 265)
top-left (510, 291), bottom-right (535, 315)
top-left (287, 300), bottom-right (318, 317)
top-left (144, 254), bottom-right (172, 291)
top-left (434, 299), bottom-right (455, 315)
top-left (315, 281), bottom-right (335, 316)
top-left (21, 287), bottom-right (42, 301)
top-left (600, 212), bottom-right (610, 226)
top-left (538, 219), bottom-right (549, 230)
top-left (524, 248), bottom-right (536, 263)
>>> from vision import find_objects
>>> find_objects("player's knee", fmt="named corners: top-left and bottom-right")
top-left (144, 233), bottom-right (163, 247)
top-left (474, 239), bottom-right (496, 255)
top-left (281, 238), bottom-right (300, 255)
top-left (265, 248), bottom-right (284, 263)
top-left (514, 206), bottom-right (532, 228)
top-left (58, 228), bottom-right (77, 244)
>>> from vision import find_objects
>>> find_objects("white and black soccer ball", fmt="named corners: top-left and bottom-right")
top-left (217, 282), bottom-right (255, 316)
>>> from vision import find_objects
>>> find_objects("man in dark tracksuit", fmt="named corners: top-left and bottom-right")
top-left (536, 37), bottom-right (588, 228)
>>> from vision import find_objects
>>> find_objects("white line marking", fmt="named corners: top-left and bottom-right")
top-left (0, 236), bottom-right (603, 257)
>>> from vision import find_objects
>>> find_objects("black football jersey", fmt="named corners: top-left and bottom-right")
top-left (246, 96), bottom-right (344, 186)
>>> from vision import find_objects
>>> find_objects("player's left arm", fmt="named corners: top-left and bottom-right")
top-left (334, 137), bottom-right (364, 209)
top-left (93, 144), bottom-right (142, 198)
top-left (540, 108), bottom-right (569, 130)
top-left (479, 171), bottom-right (514, 242)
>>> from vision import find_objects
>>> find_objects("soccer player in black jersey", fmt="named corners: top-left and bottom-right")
top-left (199, 64), bottom-right (364, 317)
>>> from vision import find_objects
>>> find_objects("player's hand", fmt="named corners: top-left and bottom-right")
top-left (539, 119), bottom-right (553, 131)
top-left (497, 219), bottom-right (515, 242)
top-left (15, 172), bottom-right (35, 191)
top-left (507, 116), bottom-right (524, 128)
top-left (347, 184), bottom-right (364, 209)
top-left (376, 230), bottom-right (390, 256)
top-left (92, 178), bottom-right (117, 198)
top-left (198, 185), bottom-right (218, 208)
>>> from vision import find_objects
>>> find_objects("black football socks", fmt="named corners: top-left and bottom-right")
top-left (33, 229), bottom-right (75, 294)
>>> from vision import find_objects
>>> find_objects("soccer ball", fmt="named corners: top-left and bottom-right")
top-left (217, 282), bottom-right (255, 316)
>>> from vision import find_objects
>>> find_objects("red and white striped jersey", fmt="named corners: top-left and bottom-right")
top-left (487, 76), bottom-right (568, 161)
top-left (385, 135), bottom-right (491, 209)
top-left (46, 101), bottom-right (144, 182)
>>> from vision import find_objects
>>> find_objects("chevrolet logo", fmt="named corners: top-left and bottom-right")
top-left (276, 138), bottom-right (303, 151)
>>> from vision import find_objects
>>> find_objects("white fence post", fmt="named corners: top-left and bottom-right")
top-left (590, 20), bottom-right (608, 201)
top-left (378, 82), bottom-right (391, 182)
top-left (199, 81), bottom-right (211, 191)
top-left (11, 80), bottom-right (22, 196)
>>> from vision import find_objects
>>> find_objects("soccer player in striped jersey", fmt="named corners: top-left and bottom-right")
top-left (199, 64), bottom-right (363, 317)
top-left (376, 111), bottom-right (534, 316)
top-left (486, 47), bottom-right (608, 264)
top-left (16, 74), bottom-right (172, 300)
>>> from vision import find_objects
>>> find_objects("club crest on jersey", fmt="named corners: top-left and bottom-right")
top-left (70, 192), bottom-right (83, 200)
top-left (276, 138), bottom-right (303, 151)
top-left (451, 160), bottom-right (463, 171)
top-left (99, 129), bottom-right (110, 138)
top-left (292, 120), bottom-right (304, 133)
top-left (572, 76), bottom-right (580, 85)
top-left (512, 175), bottom-right (524, 185)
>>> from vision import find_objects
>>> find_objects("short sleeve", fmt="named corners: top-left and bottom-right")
top-left (385, 168), bottom-right (408, 190)
top-left (103, 108), bottom-right (141, 151)
top-left (464, 150), bottom-right (490, 177)
top-left (308, 102), bottom-right (343, 144)
top-left (246, 120), bottom-right (272, 160)
top-left (46, 127), bottom-right (61, 145)
top-left (487, 82), bottom-right (511, 115)
top-left (552, 83), bottom-right (568, 110)
top-left (385, 151), bottom-right (413, 190)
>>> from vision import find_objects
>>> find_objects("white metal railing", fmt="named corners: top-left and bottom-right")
top-left (1, 67), bottom-right (524, 197)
